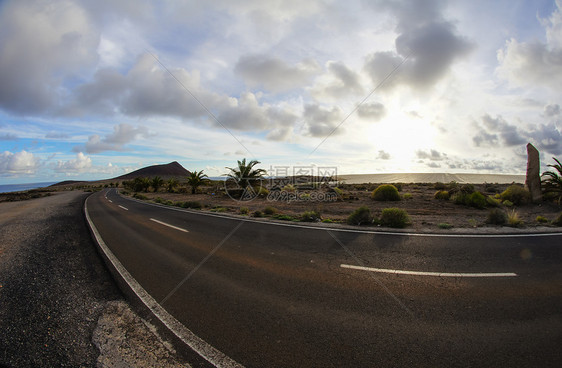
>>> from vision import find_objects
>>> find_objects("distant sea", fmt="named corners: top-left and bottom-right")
top-left (338, 173), bottom-right (525, 184)
top-left (0, 182), bottom-right (58, 194)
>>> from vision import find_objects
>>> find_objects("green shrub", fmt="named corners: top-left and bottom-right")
top-left (347, 206), bottom-right (373, 225)
top-left (256, 187), bottom-right (269, 197)
top-left (434, 182), bottom-right (447, 190)
top-left (486, 208), bottom-right (507, 225)
top-left (536, 215), bottom-right (548, 223)
top-left (301, 210), bottom-right (322, 222)
top-left (403, 193), bottom-right (413, 200)
top-left (211, 207), bottom-right (227, 212)
top-left (379, 208), bottom-right (410, 228)
top-left (333, 187), bottom-right (344, 199)
top-left (371, 184), bottom-right (401, 201)
top-left (468, 191), bottom-right (487, 209)
top-left (322, 218), bottom-right (334, 223)
top-left (253, 210), bottom-right (263, 218)
top-left (486, 195), bottom-right (501, 207)
top-left (452, 192), bottom-right (469, 205)
top-left (263, 206), bottom-right (278, 215)
top-left (434, 190), bottom-right (450, 200)
top-left (133, 193), bottom-right (148, 200)
top-left (274, 214), bottom-right (295, 221)
top-left (552, 213), bottom-right (562, 226)
top-left (182, 201), bottom-right (202, 209)
top-left (239, 207), bottom-right (250, 215)
top-left (460, 184), bottom-right (475, 194)
top-left (154, 197), bottom-right (164, 204)
top-left (438, 223), bottom-right (453, 229)
top-left (503, 200), bottom-right (514, 207)
top-left (507, 209), bottom-right (523, 227)
top-left (282, 184), bottom-right (295, 192)
top-left (501, 185), bottom-right (530, 205)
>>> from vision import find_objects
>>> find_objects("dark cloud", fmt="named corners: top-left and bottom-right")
top-left (303, 104), bottom-right (344, 137)
top-left (474, 114), bottom-right (526, 147)
top-left (364, 0), bottom-right (472, 91)
top-left (376, 150), bottom-right (391, 160)
top-left (234, 54), bottom-right (319, 92)
top-left (73, 124), bottom-right (150, 154)
top-left (313, 61), bottom-right (364, 99)
top-left (544, 104), bottom-right (561, 117)
top-left (357, 102), bottom-right (386, 121)
top-left (416, 149), bottom-right (446, 161)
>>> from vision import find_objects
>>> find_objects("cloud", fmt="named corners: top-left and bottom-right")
top-left (416, 149), bottom-right (447, 161)
top-left (473, 114), bottom-right (526, 147)
top-left (234, 54), bottom-right (320, 92)
top-left (45, 132), bottom-right (69, 139)
top-left (376, 150), bottom-right (391, 160)
top-left (54, 152), bottom-right (92, 173)
top-left (303, 104), bottom-right (344, 137)
top-left (0, 150), bottom-right (40, 176)
top-left (74, 123), bottom-right (149, 154)
top-left (0, 133), bottom-right (17, 141)
top-left (496, 2), bottom-right (562, 89)
top-left (311, 61), bottom-right (364, 100)
top-left (0, 0), bottom-right (99, 115)
top-left (364, 0), bottom-right (472, 91)
top-left (357, 102), bottom-right (386, 121)
top-left (544, 104), bottom-right (561, 117)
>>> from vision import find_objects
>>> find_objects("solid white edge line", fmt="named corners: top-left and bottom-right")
top-left (116, 190), bottom-right (562, 239)
top-left (150, 218), bottom-right (189, 233)
top-left (85, 194), bottom-right (245, 368)
top-left (118, 205), bottom-right (128, 211)
top-left (340, 264), bottom-right (518, 277)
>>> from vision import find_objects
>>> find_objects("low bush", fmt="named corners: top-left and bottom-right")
top-left (486, 208), bottom-right (507, 225)
top-left (182, 201), bottom-right (202, 209)
top-left (371, 184), bottom-right (401, 201)
top-left (438, 223), bottom-right (453, 229)
top-left (263, 206), bottom-right (278, 215)
top-left (322, 218), bottom-right (334, 223)
top-left (552, 213), bottom-right (562, 226)
top-left (468, 191), bottom-right (487, 209)
top-left (536, 215), bottom-right (548, 223)
top-left (434, 182), bottom-right (447, 190)
top-left (452, 192), bottom-right (469, 205)
top-left (347, 206), bottom-right (373, 225)
top-left (403, 193), bottom-right (413, 200)
top-left (274, 214), bottom-right (296, 221)
top-left (486, 195), bottom-right (501, 207)
top-left (256, 187), bottom-right (269, 197)
top-left (460, 184), bottom-right (475, 194)
top-left (500, 185), bottom-right (530, 205)
top-left (211, 207), bottom-right (227, 212)
top-left (301, 210), bottom-right (322, 222)
top-left (503, 200), bottom-right (514, 207)
top-left (154, 197), bottom-right (164, 204)
top-left (239, 207), bottom-right (250, 215)
top-left (380, 208), bottom-right (410, 228)
top-left (133, 193), bottom-right (148, 200)
top-left (507, 209), bottom-right (523, 227)
top-left (434, 190), bottom-right (450, 200)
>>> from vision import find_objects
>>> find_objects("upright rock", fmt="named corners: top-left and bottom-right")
top-left (525, 143), bottom-right (542, 203)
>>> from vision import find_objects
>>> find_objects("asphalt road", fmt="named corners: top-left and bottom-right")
top-left (86, 189), bottom-right (562, 368)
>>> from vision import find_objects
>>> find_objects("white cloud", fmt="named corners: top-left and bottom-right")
top-left (74, 123), bottom-right (150, 154)
top-left (303, 104), bottom-right (344, 137)
top-left (55, 152), bottom-right (92, 173)
top-left (0, 150), bottom-right (40, 176)
top-left (496, 1), bottom-right (562, 89)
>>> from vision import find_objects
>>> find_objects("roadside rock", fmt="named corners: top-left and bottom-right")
top-left (526, 143), bottom-right (542, 203)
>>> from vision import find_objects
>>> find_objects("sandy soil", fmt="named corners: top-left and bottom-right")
top-left (124, 182), bottom-right (562, 232)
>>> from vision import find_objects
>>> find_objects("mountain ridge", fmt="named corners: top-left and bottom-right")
top-left (113, 161), bottom-right (190, 180)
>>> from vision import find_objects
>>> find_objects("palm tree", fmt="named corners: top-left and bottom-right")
top-left (225, 158), bottom-right (266, 189)
top-left (151, 176), bottom-right (164, 192)
top-left (166, 178), bottom-right (179, 193)
top-left (542, 157), bottom-right (562, 204)
top-left (187, 170), bottom-right (210, 194)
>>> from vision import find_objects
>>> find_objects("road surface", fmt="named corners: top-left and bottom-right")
top-left (86, 189), bottom-right (562, 368)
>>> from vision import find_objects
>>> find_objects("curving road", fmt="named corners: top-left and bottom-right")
top-left (85, 189), bottom-right (562, 368)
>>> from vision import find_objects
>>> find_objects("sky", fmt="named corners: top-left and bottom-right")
top-left (1, 0), bottom-right (562, 184)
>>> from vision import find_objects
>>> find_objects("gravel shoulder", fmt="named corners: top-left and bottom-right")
top-left (0, 191), bottom-right (190, 367)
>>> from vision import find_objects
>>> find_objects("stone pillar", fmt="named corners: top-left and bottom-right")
top-left (525, 143), bottom-right (542, 203)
